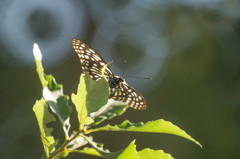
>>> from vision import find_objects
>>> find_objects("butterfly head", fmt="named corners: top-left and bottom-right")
top-left (116, 76), bottom-right (125, 85)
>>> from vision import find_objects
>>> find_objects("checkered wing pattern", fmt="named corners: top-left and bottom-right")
top-left (72, 38), bottom-right (147, 110)
top-left (72, 38), bottom-right (114, 80)
top-left (109, 84), bottom-right (147, 110)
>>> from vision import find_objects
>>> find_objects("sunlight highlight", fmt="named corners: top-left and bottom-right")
top-left (33, 43), bottom-right (42, 61)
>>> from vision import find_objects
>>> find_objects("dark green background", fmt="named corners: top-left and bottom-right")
top-left (0, 1), bottom-right (239, 159)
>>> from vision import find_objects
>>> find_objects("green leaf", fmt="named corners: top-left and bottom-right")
top-left (104, 141), bottom-right (173, 159)
top-left (33, 98), bottom-right (56, 157)
top-left (87, 119), bottom-right (202, 147)
top-left (138, 148), bottom-right (173, 159)
top-left (44, 74), bottom-right (62, 91)
top-left (33, 43), bottom-right (62, 90)
top-left (33, 43), bottom-right (72, 139)
top-left (90, 100), bottom-right (129, 126)
top-left (115, 140), bottom-right (138, 159)
top-left (42, 71), bottom-right (72, 140)
top-left (96, 140), bottom-right (139, 159)
top-left (71, 73), bottom-right (109, 126)
top-left (80, 135), bottom-right (173, 159)
top-left (33, 43), bottom-right (48, 87)
top-left (47, 95), bottom-right (72, 139)
top-left (53, 151), bottom-right (69, 159)
top-left (68, 147), bottom-right (102, 157)
top-left (67, 133), bottom-right (88, 150)
top-left (79, 135), bottom-right (109, 156)
top-left (81, 135), bottom-right (138, 159)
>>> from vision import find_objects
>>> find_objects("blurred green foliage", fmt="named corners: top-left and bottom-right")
top-left (0, 1), bottom-right (240, 159)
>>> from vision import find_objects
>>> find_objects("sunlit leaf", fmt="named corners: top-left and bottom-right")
top-left (33, 43), bottom-right (72, 139)
top-left (87, 119), bottom-right (202, 147)
top-left (115, 140), bottom-right (138, 159)
top-left (68, 147), bottom-right (102, 157)
top-left (80, 135), bottom-right (139, 159)
top-left (67, 132), bottom-right (88, 150)
top-left (47, 95), bottom-right (72, 139)
top-left (90, 100), bottom-right (129, 126)
top-left (71, 73), bottom-right (109, 126)
top-left (33, 43), bottom-right (47, 87)
top-left (33, 98), bottom-right (56, 157)
top-left (44, 75), bottom-right (62, 91)
top-left (94, 140), bottom-right (139, 159)
top-left (138, 148), bottom-right (173, 159)
top-left (80, 135), bottom-right (109, 156)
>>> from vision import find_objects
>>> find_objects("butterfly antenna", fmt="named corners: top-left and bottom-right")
top-left (123, 60), bottom-right (151, 80)
top-left (107, 60), bottom-right (113, 65)
top-left (122, 60), bottom-right (127, 77)
top-left (125, 76), bottom-right (152, 80)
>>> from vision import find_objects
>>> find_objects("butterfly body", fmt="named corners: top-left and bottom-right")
top-left (108, 76), bottom-right (124, 88)
top-left (72, 38), bottom-right (147, 110)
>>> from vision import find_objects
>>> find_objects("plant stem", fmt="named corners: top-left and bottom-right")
top-left (48, 131), bottom-right (81, 159)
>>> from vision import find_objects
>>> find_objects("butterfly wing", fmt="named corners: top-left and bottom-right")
top-left (110, 83), bottom-right (147, 110)
top-left (72, 38), bottom-right (114, 80)
top-left (72, 38), bottom-right (147, 110)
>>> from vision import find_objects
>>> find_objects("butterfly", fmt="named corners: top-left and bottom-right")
top-left (72, 38), bottom-right (147, 110)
